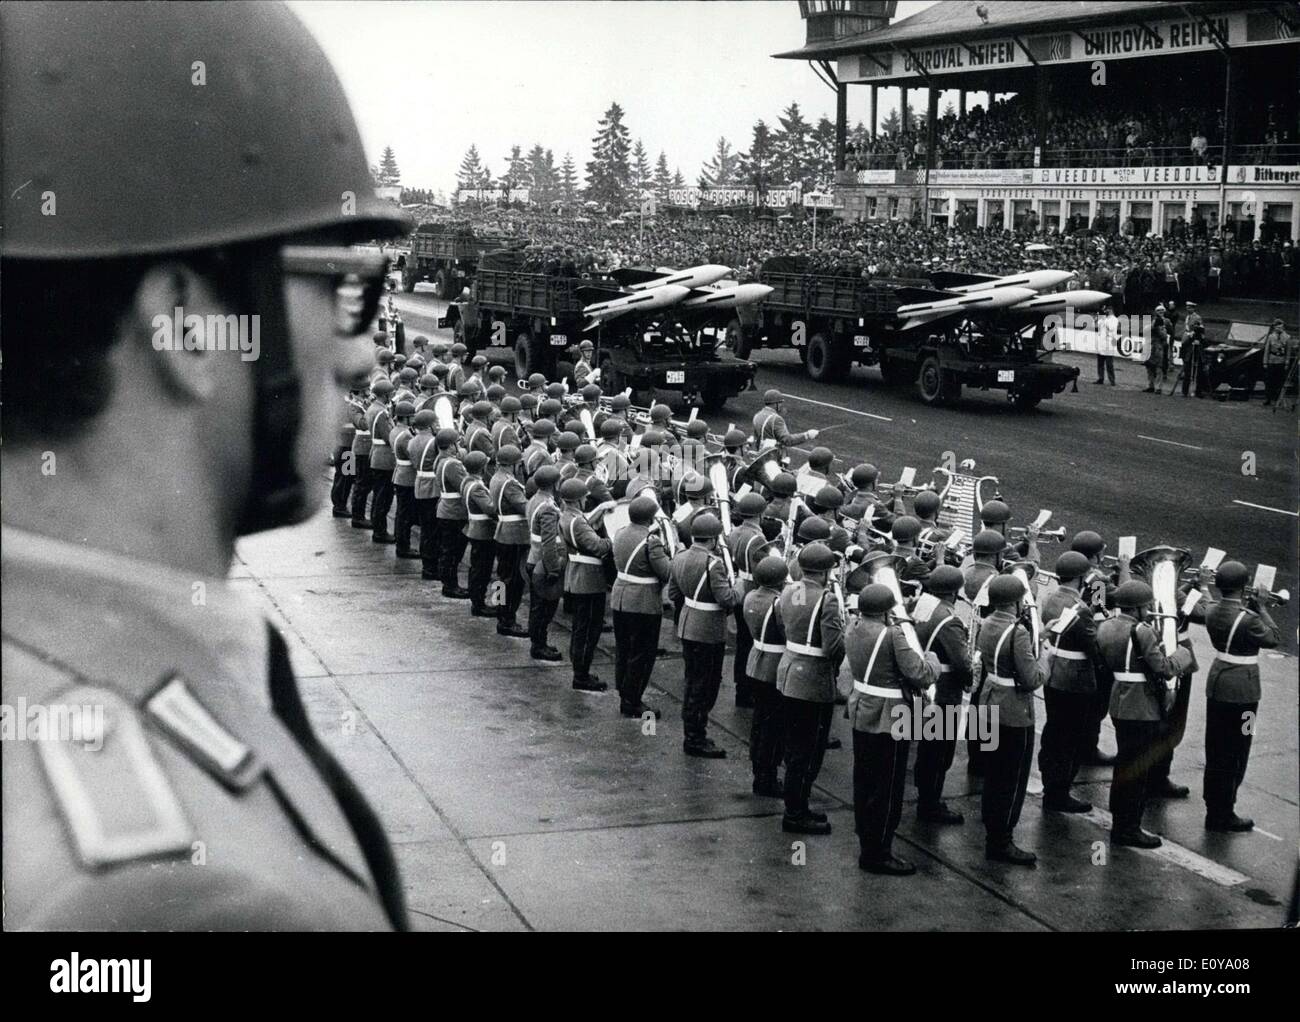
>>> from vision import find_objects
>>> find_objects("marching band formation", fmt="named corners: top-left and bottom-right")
top-left (333, 327), bottom-right (1284, 877)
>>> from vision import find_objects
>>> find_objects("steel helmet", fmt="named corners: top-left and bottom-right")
top-left (753, 556), bottom-right (789, 589)
top-left (1053, 551), bottom-right (1090, 581)
top-left (628, 495), bottom-right (658, 525)
top-left (411, 410), bottom-right (436, 429)
top-left (599, 418), bottom-right (624, 440)
top-left (988, 574), bottom-right (1026, 607)
top-left (850, 464), bottom-right (878, 488)
top-left (1114, 580), bottom-right (1154, 610)
top-left (532, 465), bottom-right (561, 489)
top-left (723, 428), bottom-right (747, 449)
top-left (1, 1), bottom-right (408, 259)
top-left (558, 478), bottom-right (588, 503)
top-left (1214, 560), bottom-right (1250, 591)
top-left (691, 513), bottom-right (723, 540)
top-left (500, 396), bottom-right (522, 415)
top-left (914, 490), bottom-right (942, 519)
top-left (686, 419), bottom-right (709, 440)
top-left (859, 583), bottom-right (895, 614)
top-left (980, 500), bottom-right (1011, 526)
top-left (797, 516), bottom-right (831, 543)
top-left (763, 389), bottom-right (784, 406)
top-left (891, 515), bottom-right (922, 543)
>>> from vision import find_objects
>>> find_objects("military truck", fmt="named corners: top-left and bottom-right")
top-left (739, 258), bottom-right (1079, 409)
top-left (397, 222), bottom-right (523, 297)
top-left (441, 264), bottom-right (756, 409)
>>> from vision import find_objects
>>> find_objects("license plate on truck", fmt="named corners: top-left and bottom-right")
top-left (550, 334), bottom-right (567, 346)
top-left (853, 335), bottom-right (871, 348)
top-left (998, 370), bottom-right (1015, 383)
top-left (665, 370), bottom-right (685, 384)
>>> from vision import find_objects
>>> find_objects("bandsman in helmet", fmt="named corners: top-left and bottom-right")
top-left (390, 401), bottom-right (421, 559)
top-left (524, 371), bottom-right (547, 399)
top-left (744, 556), bottom-right (790, 798)
top-left (1070, 529), bottom-right (1132, 766)
top-left (433, 436), bottom-right (470, 599)
top-left (489, 445), bottom-right (531, 639)
top-left (465, 354), bottom-right (489, 400)
top-left (728, 492), bottom-right (770, 709)
top-left (370, 346), bottom-right (395, 386)
top-left (461, 451), bottom-right (498, 618)
top-left (596, 418), bottom-right (631, 499)
top-left (558, 478), bottom-right (612, 692)
top-left (464, 401), bottom-right (495, 463)
top-left (912, 489), bottom-right (953, 562)
top-left (1199, 560), bottom-right (1280, 833)
top-left (394, 366), bottom-right (418, 405)
top-left (673, 471), bottom-right (715, 546)
top-left (1036, 551), bottom-right (1100, 814)
top-left (523, 418), bottom-right (557, 481)
top-left (1, 0), bottom-right (409, 929)
top-left (415, 372), bottom-right (443, 413)
top-left (611, 495), bottom-right (673, 718)
top-left (649, 403), bottom-right (679, 443)
top-left (721, 427), bottom-right (752, 492)
top-left (525, 466), bottom-right (565, 661)
top-left (799, 446), bottom-right (835, 493)
top-left (842, 463), bottom-right (895, 538)
top-left (977, 573), bottom-right (1046, 867)
top-left (667, 513), bottom-right (741, 758)
top-left (1098, 580), bottom-right (1196, 848)
top-left (494, 395), bottom-right (523, 450)
top-left (625, 430), bottom-right (666, 504)
top-left (365, 378), bottom-right (398, 544)
top-left (332, 375), bottom-right (369, 517)
top-left (890, 515), bottom-right (936, 592)
top-left (894, 563), bottom-right (967, 825)
top-left (446, 342), bottom-right (468, 393)
top-left (753, 389), bottom-right (819, 450)
top-left (554, 430), bottom-right (582, 481)
top-left (847, 581), bottom-right (940, 875)
top-left (774, 542), bottom-right (845, 834)
top-left (408, 415), bottom-right (439, 578)
top-left (599, 392), bottom-right (635, 442)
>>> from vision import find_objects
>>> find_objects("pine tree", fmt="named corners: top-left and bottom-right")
top-left (702, 137), bottom-right (739, 188)
top-left (810, 117), bottom-right (836, 188)
top-left (480, 163), bottom-right (494, 189)
top-left (737, 120), bottom-right (775, 198)
top-left (653, 151), bottom-right (672, 200)
top-left (671, 168), bottom-right (685, 188)
top-left (527, 144), bottom-right (553, 204)
top-left (631, 139), bottom-right (651, 196)
top-left (774, 102), bottom-right (812, 188)
top-left (559, 152), bottom-right (578, 203)
top-left (457, 145), bottom-right (483, 190)
top-left (584, 101), bottom-right (632, 208)
top-left (942, 100), bottom-right (956, 119)
top-left (378, 146), bottom-right (401, 187)
top-left (880, 108), bottom-right (902, 137)
top-left (503, 145), bottom-right (528, 191)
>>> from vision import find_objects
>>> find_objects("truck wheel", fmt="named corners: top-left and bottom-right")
top-left (433, 269), bottom-right (447, 299)
top-left (514, 333), bottom-right (535, 380)
top-left (805, 332), bottom-right (843, 382)
top-left (726, 318), bottom-right (752, 359)
top-left (916, 354), bottom-right (948, 406)
top-left (701, 382), bottom-right (730, 412)
top-left (1011, 390), bottom-right (1042, 410)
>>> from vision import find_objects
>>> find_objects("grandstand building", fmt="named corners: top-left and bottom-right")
top-left (777, 1), bottom-right (1299, 237)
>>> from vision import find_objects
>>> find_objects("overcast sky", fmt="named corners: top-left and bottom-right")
top-left (291, 0), bottom-right (938, 193)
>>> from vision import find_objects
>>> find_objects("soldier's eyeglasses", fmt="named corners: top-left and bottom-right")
top-left (282, 246), bottom-right (390, 337)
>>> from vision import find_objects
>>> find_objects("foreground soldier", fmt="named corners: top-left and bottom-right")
top-left (461, 451), bottom-right (498, 617)
top-left (753, 389), bottom-right (820, 449)
top-left (332, 378), bottom-right (367, 517)
top-left (667, 513), bottom-right (740, 758)
top-left (490, 445), bottom-right (531, 638)
top-left (1, 1), bottom-right (408, 929)
top-left (611, 495), bottom-right (672, 717)
top-left (525, 465), bottom-right (564, 660)
top-left (847, 583), bottom-right (939, 874)
top-left (390, 401), bottom-right (420, 559)
top-left (911, 565), bottom-right (971, 824)
top-left (744, 556), bottom-right (790, 797)
top-left (728, 492), bottom-right (769, 709)
top-left (364, 378), bottom-right (397, 543)
top-left (559, 478), bottom-right (611, 691)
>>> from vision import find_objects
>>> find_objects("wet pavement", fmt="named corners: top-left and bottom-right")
top-left (231, 502), bottom-right (1297, 931)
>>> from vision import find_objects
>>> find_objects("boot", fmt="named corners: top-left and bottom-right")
top-left (372, 532), bottom-right (396, 544)
top-left (986, 841), bottom-right (1037, 867)
top-left (859, 854), bottom-right (916, 876)
top-left (470, 604), bottom-right (496, 618)
top-left (351, 518), bottom-right (373, 529)
top-left (1044, 793), bottom-right (1093, 813)
top-left (441, 585), bottom-right (470, 599)
top-left (752, 776), bottom-right (784, 798)
top-left (918, 802), bottom-right (965, 825)
top-left (1205, 813), bottom-right (1254, 833)
top-left (396, 549), bottom-right (422, 560)
top-left (1150, 779), bottom-right (1190, 799)
top-left (683, 738), bottom-right (726, 759)
top-left (782, 812), bottom-right (831, 836)
top-left (497, 622), bottom-right (530, 639)
top-left (1112, 827), bottom-right (1162, 849)
top-left (530, 646), bottom-right (562, 662)
top-left (332, 508), bottom-right (351, 518)
top-left (572, 676), bottom-right (608, 693)
top-left (621, 702), bottom-right (661, 719)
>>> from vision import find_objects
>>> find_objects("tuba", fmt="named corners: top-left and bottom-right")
top-left (851, 551), bottom-right (923, 655)
top-left (432, 393), bottom-right (457, 433)
top-left (705, 453), bottom-right (737, 584)
top-left (740, 446), bottom-right (785, 490)
top-left (1131, 545), bottom-right (1194, 656)
top-left (578, 406), bottom-right (597, 442)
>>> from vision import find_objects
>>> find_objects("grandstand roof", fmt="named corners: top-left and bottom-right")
top-left (773, 0), bottom-right (1245, 60)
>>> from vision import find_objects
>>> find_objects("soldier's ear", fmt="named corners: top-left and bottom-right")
top-left (129, 261), bottom-right (231, 404)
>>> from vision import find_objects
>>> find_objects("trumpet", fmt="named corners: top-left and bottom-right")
top-left (1178, 565), bottom-right (1291, 607)
top-left (1008, 525), bottom-right (1066, 542)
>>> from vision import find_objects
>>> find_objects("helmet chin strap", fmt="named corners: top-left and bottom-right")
top-left (236, 257), bottom-right (306, 536)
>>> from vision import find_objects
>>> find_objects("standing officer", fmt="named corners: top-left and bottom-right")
top-left (433, 440), bottom-right (470, 599)
top-left (666, 513), bottom-right (740, 758)
top-left (774, 542), bottom-right (845, 834)
top-left (1036, 551), bottom-right (1100, 813)
top-left (1202, 561), bottom-right (1280, 831)
top-left (977, 574), bottom-right (1045, 867)
top-left (489, 445), bottom-right (531, 639)
top-left (1099, 580), bottom-right (1195, 848)
top-left (461, 451), bottom-right (498, 617)
top-left (525, 465), bottom-right (564, 662)
top-left (332, 377), bottom-right (366, 517)
top-left (847, 582), bottom-right (939, 874)
top-left (559, 478), bottom-right (611, 691)
top-left (365, 377), bottom-right (397, 543)
top-left (389, 401), bottom-right (420, 559)
top-left (752, 389), bottom-right (820, 449)
top-left (1, 0), bottom-right (408, 929)
top-left (1145, 303), bottom-right (1168, 393)
top-left (727, 492), bottom-right (769, 709)
top-left (349, 377), bottom-right (384, 528)
top-left (573, 339), bottom-right (595, 387)
top-left (912, 565), bottom-right (972, 824)
top-left (1261, 318), bottom-right (1295, 407)
top-left (744, 556), bottom-right (789, 797)
top-left (611, 495), bottom-right (672, 716)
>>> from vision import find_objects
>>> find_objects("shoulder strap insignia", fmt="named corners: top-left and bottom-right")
top-left (146, 675), bottom-right (262, 791)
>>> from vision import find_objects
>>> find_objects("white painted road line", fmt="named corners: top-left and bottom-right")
top-left (1253, 826), bottom-right (1284, 842)
top-left (1232, 499), bottom-right (1299, 517)
top-left (1080, 807), bottom-right (1249, 888)
top-left (1137, 434), bottom-right (1204, 450)
top-left (779, 393), bottom-right (893, 423)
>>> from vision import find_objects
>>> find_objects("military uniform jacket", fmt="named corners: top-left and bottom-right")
top-left (1099, 613), bottom-right (1194, 721)
top-left (461, 475), bottom-right (496, 541)
top-left (409, 432), bottom-right (440, 500)
top-left (774, 580), bottom-right (845, 704)
top-left (597, 443), bottom-right (630, 500)
top-left (350, 399), bottom-right (374, 457)
top-left (752, 406), bottom-right (809, 447)
top-left (446, 362), bottom-right (466, 394)
top-left (489, 470), bottom-right (528, 545)
top-left (727, 522), bottom-right (766, 601)
top-left (975, 609), bottom-right (1045, 728)
top-left (339, 398), bottom-right (364, 449)
top-left (522, 442), bottom-right (553, 480)
top-left (1, 528), bottom-right (403, 931)
top-left (465, 421), bottom-right (495, 463)
top-left (434, 454), bottom-right (468, 521)
top-left (666, 545), bottom-right (739, 645)
top-left (491, 419), bottom-right (520, 451)
top-left (391, 427), bottom-right (416, 488)
top-left (610, 523), bottom-right (671, 616)
top-left (560, 507), bottom-right (612, 595)
top-left (743, 586), bottom-right (786, 684)
top-left (1039, 585), bottom-right (1100, 694)
top-left (526, 492), bottom-right (560, 566)
top-left (913, 597), bottom-right (971, 703)
top-left (845, 617), bottom-right (936, 733)
top-left (1204, 598), bottom-right (1279, 703)
top-left (366, 404), bottom-right (395, 472)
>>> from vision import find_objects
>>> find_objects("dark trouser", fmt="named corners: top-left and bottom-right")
top-left (1096, 354), bottom-right (1116, 383)
top-left (681, 639), bottom-right (726, 745)
top-left (1086, 669), bottom-right (1115, 753)
top-left (495, 543), bottom-right (527, 625)
top-left (349, 453), bottom-right (373, 522)
top-left (1151, 672), bottom-right (1193, 784)
top-left (527, 573), bottom-right (558, 649)
top-left (331, 446), bottom-right (354, 512)
top-left (1178, 344), bottom-right (1198, 395)
top-left (566, 591), bottom-right (605, 679)
top-left (749, 680), bottom-right (785, 782)
top-left (982, 723), bottom-right (1034, 848)
top-left (467, 538), bottom-right (495, 608)
top-left (914, 702), bottom-right (960, 808)
top-left (1110, 718), bottom-right (1161, 833)
top-left (613, 610), bottom-right (660, 708)
top-left (437, 518), bottom-right (467, 585)
top-left (1204, 699), bottom-right (1256, 820)
top-left (393, 485), bottom-right (415, 549)
top-left (781, 696), bottom-right (833, 817)
top-left (369, 469), bottom-right (394, 536)
top-left (1263, 363), bottom-right (1287, 403)
top-left (733, 605), bottom-right (754, 705)
top-left (1038, 687), bottom-right (1093, 800)
top-left (416, 500), bottom-right (439, 574)
top-left (855, 729), bottom-right (911, 861)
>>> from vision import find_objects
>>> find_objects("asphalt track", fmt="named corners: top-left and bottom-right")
top-left (393, 288), bottom-right (1298, 649)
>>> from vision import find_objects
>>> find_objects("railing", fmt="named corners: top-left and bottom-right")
top-left (844, 142), bottom-right (1297, 172)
